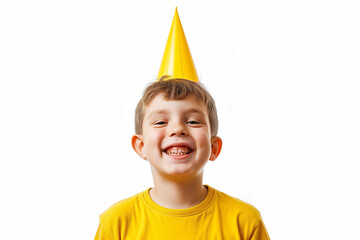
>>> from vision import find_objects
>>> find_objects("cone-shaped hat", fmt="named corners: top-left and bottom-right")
top-left (157, 8), bottom-right (199, 82)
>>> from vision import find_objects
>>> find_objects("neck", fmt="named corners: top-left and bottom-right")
top-left (149, 172), bottom-right (207, 209)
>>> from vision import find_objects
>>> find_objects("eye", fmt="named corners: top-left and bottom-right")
top-left (154, 120), bottom-right (167, 126)
top-left (187, 120), bottom-right (201, 125)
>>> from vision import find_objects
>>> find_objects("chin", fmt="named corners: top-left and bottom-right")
top-left (162, 166), bottom-right (204, 179)
top-left (165, 169), bottom-right (193, 177)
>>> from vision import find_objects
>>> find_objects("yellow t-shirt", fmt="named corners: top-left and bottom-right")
top-left (95, 185), bottom-right (270, 240)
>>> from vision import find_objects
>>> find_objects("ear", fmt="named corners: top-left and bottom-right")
top-left (209, 136), bottom-right (222, 161)
top-left (131, 134), bottom-right (147, 160)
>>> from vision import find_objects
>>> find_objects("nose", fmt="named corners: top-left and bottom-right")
top-left (169, 121), bottom-right (187, 137)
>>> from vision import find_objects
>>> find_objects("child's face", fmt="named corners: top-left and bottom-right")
top-left (132, 94), bottom-right (222, 179)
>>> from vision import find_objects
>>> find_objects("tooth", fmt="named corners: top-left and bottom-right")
top-left (166, 146), bottom-right (191, 156)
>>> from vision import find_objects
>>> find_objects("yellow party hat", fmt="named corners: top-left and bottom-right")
top-left (157, 7), bottom-right (199, 82)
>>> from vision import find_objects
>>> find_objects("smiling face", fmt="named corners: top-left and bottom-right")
top-left (132, 94), bottom-right (222, 179)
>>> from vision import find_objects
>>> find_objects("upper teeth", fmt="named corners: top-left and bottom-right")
top-left (166, 147), bottom-right (191, 155)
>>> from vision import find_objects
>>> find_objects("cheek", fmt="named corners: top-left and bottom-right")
top-left (144, 130), bottom-right (163, 148)
top-left (196, 132), bottom-right (212, 149)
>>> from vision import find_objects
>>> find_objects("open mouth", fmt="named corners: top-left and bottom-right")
top-left (164, 146), bottom-right (193, 156)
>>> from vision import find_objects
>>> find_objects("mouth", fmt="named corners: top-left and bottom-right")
top-left (163, 146), bottom-right (193, 156)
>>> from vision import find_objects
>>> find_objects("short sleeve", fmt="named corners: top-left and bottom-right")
top-left (249, 218), bottom-right (270, 240)
top-left (94, 220), bottom-right (112, 240)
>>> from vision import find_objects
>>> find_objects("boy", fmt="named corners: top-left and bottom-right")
top-left (95, 9), bottom-right (270, 240)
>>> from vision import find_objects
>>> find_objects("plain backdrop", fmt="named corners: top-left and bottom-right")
top-left (0, 0), bottom-right (359, 239)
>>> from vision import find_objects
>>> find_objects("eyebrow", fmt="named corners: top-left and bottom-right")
top-left (147, 108), bottom-right (206, 120)
top-left (147, 110), bottom-right (168, 120)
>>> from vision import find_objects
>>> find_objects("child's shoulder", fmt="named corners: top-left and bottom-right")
top-left (213, 187), bottom-right (262, 221)
top-left (99, 190), bottom-right (145, 222)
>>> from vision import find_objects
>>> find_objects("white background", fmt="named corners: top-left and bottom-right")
top-left (0, 0), bottom-right (359, 239)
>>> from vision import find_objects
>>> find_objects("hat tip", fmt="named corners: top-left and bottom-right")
top-left (157, 6), bottom-right (199, 83)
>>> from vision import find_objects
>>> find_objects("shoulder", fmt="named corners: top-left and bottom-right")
top-left (99, 190), bottom-right (145, 225)
top-left (213, 187), bottom-right (262, 223)
top-left (210, 187), bottom-right (270, 238)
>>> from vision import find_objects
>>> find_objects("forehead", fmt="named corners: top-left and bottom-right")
top-left (144, 94), bottom-right (207, 117)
